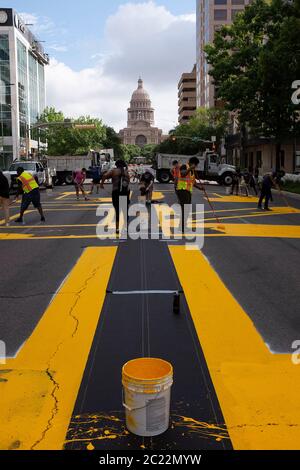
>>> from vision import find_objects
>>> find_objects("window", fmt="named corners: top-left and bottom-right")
top-left (0, 34), bottom-right (12, 138)
top-left (256, 151), bottom-right (262, 168)
top-left (214, 0), bottom-right (227, 4)
top-left (280, 150), bottom-right (285, 169)
top-left (232, 0), bottom-right (244, 4)
top-left (214, 9), bottom-right (227, 20)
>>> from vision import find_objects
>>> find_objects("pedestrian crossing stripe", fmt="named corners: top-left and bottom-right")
top-left (0, 247), bottom-right (117, 450)
top-left (169, 246), bottom-right (300, 450)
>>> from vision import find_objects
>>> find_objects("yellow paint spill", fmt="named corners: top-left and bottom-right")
top-left (174, 415), bottom-right (230, 442)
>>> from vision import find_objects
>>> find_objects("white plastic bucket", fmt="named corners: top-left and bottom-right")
top-left (122, 358), bottom-right (173, 437)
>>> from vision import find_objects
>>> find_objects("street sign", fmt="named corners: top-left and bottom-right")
top-left (74, 124), bottom-right (96, 130)
top-left (211, 136), bottom-right (217, 143)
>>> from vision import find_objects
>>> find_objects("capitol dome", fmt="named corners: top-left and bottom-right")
top-left (127, 78), bottom-right (155, 127)
top-left (131, 78), bottom-right (151, 103)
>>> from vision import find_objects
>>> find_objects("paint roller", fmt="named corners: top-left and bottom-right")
top-left (202, 187), bottom-right (226, 231)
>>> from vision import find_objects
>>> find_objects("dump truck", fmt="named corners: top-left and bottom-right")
top-left (155, 151), bottom-right (236, 186)
top-left (46, 149), bottom-right (115, 185)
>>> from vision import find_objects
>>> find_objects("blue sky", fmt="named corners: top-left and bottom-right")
top-left (6, 0), bottom-right (196, 69)
top-left (5, 1), bottom-right (197, 131)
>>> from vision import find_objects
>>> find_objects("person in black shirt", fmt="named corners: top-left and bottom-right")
top-left (140, 170), bottom-right (155, 205)
top-left (258, 173), bottom-right (274, 211)
top-left (0, 171), bottom-right (10, 226)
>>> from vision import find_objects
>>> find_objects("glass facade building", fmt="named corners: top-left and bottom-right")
top-left (0, 8), bottom-right (49, 169)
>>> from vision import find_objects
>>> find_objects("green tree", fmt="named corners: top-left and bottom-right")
top-left (205, 0), bottom-right (300, 170)
top-left (120, 144), bottom-right (141, 163)
top-left (141, 144), bottom-right (158, 163)
top-left (157, 108), bottom-right (229, 155)
top-left (103, 127), bottom-right (123, 158)
top-left (39, 108), bottom-right (106, 156)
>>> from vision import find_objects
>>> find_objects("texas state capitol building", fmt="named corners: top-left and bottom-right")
top-left (119, 78), bottom-right (164, 147)
top-left (0, 8), bottom-right (49, 169)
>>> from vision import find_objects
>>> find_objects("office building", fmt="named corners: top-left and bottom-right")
top-left (178, 65), bottom-right (197, 125)
top-left (0, 8), bottom-right (49, 169)
top-left (196, 0), bottom-right (251, 109)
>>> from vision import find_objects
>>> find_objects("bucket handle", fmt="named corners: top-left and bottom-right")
top-left (122, 388), bottom-right (150, 412)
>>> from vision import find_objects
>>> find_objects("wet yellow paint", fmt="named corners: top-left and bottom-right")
top-left (123, 358), bottom-right (172, 381)
top-left (0, 247), bottom-right (117, 450)
top-left (206, 195), bottom-right (259, 203)
top-left (65, 414), bottom-right (128, 447)
top-left (174, 416), bottom-right (230, 442)
top-left (170, 247), bottom-right (300, 450)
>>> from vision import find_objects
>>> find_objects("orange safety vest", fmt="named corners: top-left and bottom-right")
top-left (172, 166), bottom-right (180, 180)
top-left (17, 172), bottom-right (39, 194)
top-left (176, 169), bottom-right (196, 193)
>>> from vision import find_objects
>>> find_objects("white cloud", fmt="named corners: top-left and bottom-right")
top-left (46, 1), bottom-right (196, 133)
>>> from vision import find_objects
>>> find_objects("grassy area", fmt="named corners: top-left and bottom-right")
top-left (282, 181), bottom-right (300, 195)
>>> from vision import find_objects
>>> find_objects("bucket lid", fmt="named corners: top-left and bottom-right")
top-left (122, 358), bottom-right (173, 384)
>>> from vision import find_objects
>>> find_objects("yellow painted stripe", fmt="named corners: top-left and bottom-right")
top-left (169, 246), bottom-right (300, 450)
top-left (0, 247), bottom-right (117, 450)
top-left (206, 196), bottom-right (259, 203)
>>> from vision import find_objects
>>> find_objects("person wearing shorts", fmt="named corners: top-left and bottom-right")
top-left (15, 167), bottom-right (45, 223)
top-left (74, 168), bottom-right (88, 201)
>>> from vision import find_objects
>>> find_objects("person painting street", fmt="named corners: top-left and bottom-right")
top-left (100, 160), bottom-right (130, 234)
top-left (89, 166), bottom-right (101, 195)
top-left (139, 170), bottom-right (154, 205)
top-left (171, 160), bottom-right (180, 200)
top-left (231, 168), bottom-right (241, 196)
top-left (258, 173), bottom-right (275, 211)
top-left (0, 171), bottom-right (10, 226)
top-left (73, 168), bottom-right (89, 201)
top-left (176, 157), bottom-right (204, 233)
top-left (15, 167), bottom-right (46, 224)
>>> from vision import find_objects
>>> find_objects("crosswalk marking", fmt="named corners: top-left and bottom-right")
top-left (0, 247), bottom-right (117, 450)
top-left (169, 246), bottom-right (300, 450)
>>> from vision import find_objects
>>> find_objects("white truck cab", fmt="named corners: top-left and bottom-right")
top-left (9, 161), bottom-right (46, 189)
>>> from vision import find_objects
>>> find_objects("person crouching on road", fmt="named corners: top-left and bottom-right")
top-left (74, 168), bottom-right (89, 201)
top-left (176, 157), bottom-right (204, 233)
top-left (0, 170), bottom-right (10, 226)
top-left (139, 170), bottom-right (154, 205)
top-left (15, 167), bottom-right (46, 224)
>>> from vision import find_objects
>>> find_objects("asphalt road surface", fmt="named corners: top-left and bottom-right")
top-left (0, 183), bottom-right (300, 450)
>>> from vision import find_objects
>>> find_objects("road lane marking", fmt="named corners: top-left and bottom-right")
top-left (206, 196), bottom-right (259, 203)
top-left (169, 247), bottom-right (300, 450)
top-left (0, 247), bottom-right (117, 450)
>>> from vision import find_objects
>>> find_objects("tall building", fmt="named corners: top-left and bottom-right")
top-left (0, 8), bottom-right (49, 169)
top-left (178, 65), bottom-right (197, 125)
top-left (196, 0), bottom-right (251, 109)
top-left (119, 78), bottom-right (163, 147)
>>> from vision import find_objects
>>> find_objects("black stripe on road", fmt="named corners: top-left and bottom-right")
top-left (64, 239), bottom-right (232, 451)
